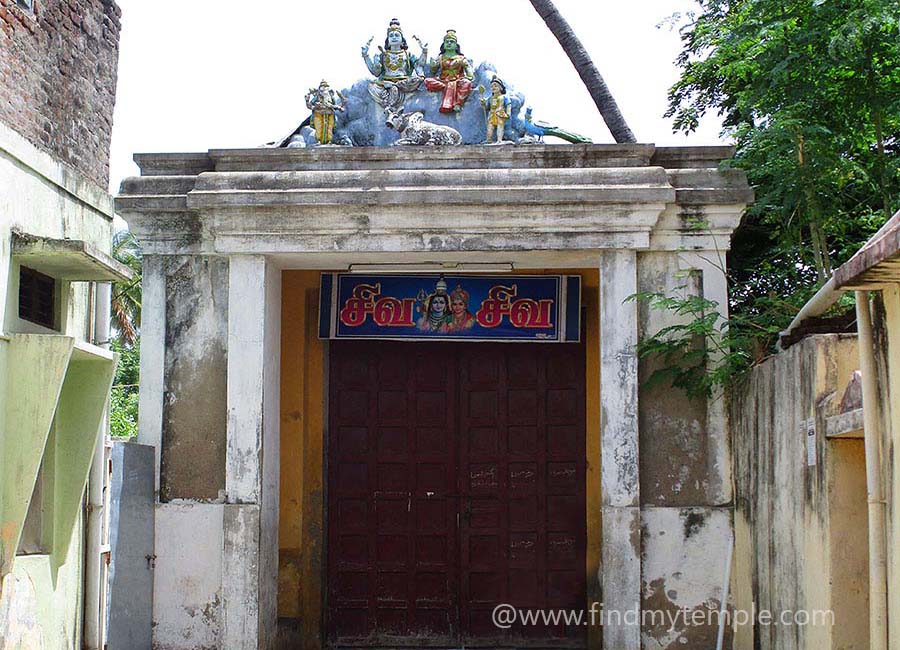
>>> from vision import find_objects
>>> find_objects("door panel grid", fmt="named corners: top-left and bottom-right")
top-left (327, 342), bottom-right (586, 647)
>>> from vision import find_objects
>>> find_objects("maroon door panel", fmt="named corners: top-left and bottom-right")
top-left (458, 345), bottom-right (586, 646)
top-left (328, 342), bottom-right (459, 645)
top-left (327, 342), bottom-right (586, 648)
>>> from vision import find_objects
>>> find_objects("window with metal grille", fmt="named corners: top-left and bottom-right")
top-left (19, 266), bottom-right (56, 329)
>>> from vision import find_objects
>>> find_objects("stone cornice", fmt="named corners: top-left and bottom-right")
top-left (117, 145), bottom-right (751, 256)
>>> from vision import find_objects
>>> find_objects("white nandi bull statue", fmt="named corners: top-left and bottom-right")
top-left (385, 108), bottom-right (463, 146)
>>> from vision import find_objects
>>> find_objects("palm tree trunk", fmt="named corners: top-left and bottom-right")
top-left (528, 0), bottom-right (637, 143)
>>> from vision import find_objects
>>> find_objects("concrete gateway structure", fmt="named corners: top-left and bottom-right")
top-left (116, 143), bottom-right (752, 650)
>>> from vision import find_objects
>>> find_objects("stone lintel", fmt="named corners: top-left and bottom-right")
top-left (213, 231), bottom-right (654, 258)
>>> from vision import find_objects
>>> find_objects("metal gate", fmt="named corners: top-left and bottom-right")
top-left (327, 341), bottom-right (586, 647)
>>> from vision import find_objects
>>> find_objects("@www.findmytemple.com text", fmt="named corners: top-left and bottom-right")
top-left (490, 603), bottom-right (836, 630)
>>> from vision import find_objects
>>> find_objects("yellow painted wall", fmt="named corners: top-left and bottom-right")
top-left (579, 270), bottom-right (602, 650)
top-left (732, 334), bottom-right (870, 650)
top-left (278, 269), bottom-right (600, 648)
top-left (279, 271), bottom-right (325, 649)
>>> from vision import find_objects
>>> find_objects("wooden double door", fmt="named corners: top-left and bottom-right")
top-left (327, 341), bottom-right (586, 647)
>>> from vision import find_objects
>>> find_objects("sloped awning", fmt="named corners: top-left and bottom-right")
top-left (0, 335), bottom-right (117, 577)
top-left (11, 232), bottom-right (133, 283)
top-left (833, 209), bottom-right (900, 289)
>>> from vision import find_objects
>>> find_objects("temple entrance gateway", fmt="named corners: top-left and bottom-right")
top-left (117, 142), bottom-right (751, 650)
top-left (327, 340), bottom-right (587, 647)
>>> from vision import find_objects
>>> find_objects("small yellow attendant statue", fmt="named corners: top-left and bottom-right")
top-left (305, 80), bottom-right (346, 145)
top-left (480, 76), bottom-right (511, 144)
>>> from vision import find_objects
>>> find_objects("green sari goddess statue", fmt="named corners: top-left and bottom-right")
top-left (425, 29), bottom-right (474, 113)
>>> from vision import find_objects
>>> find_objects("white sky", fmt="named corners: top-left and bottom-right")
top-left (108, 0), bottom-right (725, 195)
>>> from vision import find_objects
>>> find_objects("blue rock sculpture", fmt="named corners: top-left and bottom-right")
top-left (282, 62), bottom-right (527, 148)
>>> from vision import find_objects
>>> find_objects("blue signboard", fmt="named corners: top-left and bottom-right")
top-left (319, 274), bottom-right (581, 343)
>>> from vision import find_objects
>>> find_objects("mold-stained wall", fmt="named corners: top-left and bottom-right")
top-left (638, 253), bottom-right (710, 505)
top-left (152, 503), bottom-right (224, 650)
top-left (0, 114), bottom-right (116, 650)
top-left (636, 249), bottom-right (735, 648)
top-left (161, 257), bottom-right (229, 502)
top-left (0, 509), bottom-right (86, 650)
top-left (642, 508), bottom-right (733, 650)
top-left (874, 288), bottom-right (900, 648)
top-left (731, 334), bottom-right (868, 650)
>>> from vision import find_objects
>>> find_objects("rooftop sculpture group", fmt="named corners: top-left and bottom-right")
top-left (284, 18), bottom-right (591, 148)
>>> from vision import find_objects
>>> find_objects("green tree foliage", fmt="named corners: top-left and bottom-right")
top-left (669, 0), bottom-right (900, 310)
top-left (110, 229), bottom-right (142, 438)
top-left (628, 288), bottom-right (750, 399)
top-left (110, 338), bottom-right (140, 439)
top-left (637, 0), bottom-right (900, 398)
top-left (111, 229), bottom-right (142, 346)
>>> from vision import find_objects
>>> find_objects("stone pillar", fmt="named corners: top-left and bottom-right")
top-left (137, 255), bottom-right (166, 496)
top-left (222, 255), bottom-right (281, 650)
top-left (678, 251), bottom-right (733, 507)
top-left (598, 249), bottom-right (641, 649)
top-left (678, 251), bottom-right (733, 506)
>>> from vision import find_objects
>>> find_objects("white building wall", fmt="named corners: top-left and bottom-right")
top-left (0, 117), bottom-right (115, 650)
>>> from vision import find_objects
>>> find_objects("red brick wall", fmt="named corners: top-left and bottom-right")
top-left (0, 0), bottom-right (120, 188)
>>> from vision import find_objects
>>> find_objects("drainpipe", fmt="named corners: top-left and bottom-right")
top-left (855, 290), bottom-right (888, 650)
top-left (779, 276), bottom-right (843, 347)
top-left (84, 281), bottom-right (112, 650)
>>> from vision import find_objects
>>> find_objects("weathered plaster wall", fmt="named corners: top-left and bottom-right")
top-left (0, 105), bottom-right (115, 650)
top-left (635, 250), bottom-right (735, 649)
top-left (872, 288), bottom-right (900, 650)
top-left (152, 503), bottom-right (223, 650)
top-left (642, 508), bottom-right (732, 650)
top-left (637, 252), bottom-right (709, 505)
top-left (259, 261), bottom-right (282, 650)
top-left (0, 509), bottom-right (85, 650)
top-left (0, 121), bottom-right (113, 335)
top-left (731, 334), bottom-right (868, 650)
top-left (221, 256), bottom-right (281, 650)
top-left (161, 256), bottom-right (229, 502)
